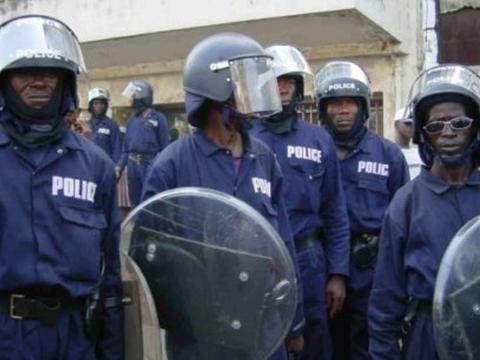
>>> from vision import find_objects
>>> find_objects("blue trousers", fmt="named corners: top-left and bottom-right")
top-left (0, 310), bottom-right (96, 360)
top-left (297, 243), bottom-right (331, 360)
top-left (127, 159), bottom-right (150, 208)
top-left (403, 313), bottom-right (438, 360)
top-left (332, 264), bottom-right (374, 360)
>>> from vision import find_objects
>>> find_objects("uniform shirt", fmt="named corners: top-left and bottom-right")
top-left (369, 168), bottom-right (480, 358)
top-left (250, 119), bottom-right (350, 276)
top-left (88, 115), bottom-right (122, 162)
top-left (142, 128), bottom-right (305, 336)
top-left (339, 131), bottom-right (409, 236)
top-left (0, 128), bottom-right (123, 357)
top-left (118, 109), bottom-right (169, 168)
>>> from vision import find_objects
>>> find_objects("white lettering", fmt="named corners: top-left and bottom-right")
top-left (328, 83), bottom-right (356, 91)
top-left (51, 176), bottom-right (97, 203)
top-left (286, 145), bottom-right (322, 164)
top-left (52, 176), bottom-right (63, 195)
top-left (357, 161), bottom-right (390, 177)
top-left (251, 177), bottom-right (271, 198)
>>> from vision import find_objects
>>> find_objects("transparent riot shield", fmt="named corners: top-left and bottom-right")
top-left (434, 215), bottom-right (480, 360)
top-left (121, 187), bottom-right (297, 360)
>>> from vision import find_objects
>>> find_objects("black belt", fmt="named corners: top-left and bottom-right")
top-left (0, 289), bottom-right (84, 325)
top-left (295, 228), bottom-right (324, 252)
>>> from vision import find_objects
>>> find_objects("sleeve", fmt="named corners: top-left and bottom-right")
top-left (141, 154), bottom-right (176, 201)
top-left (110, 121), bottom-right (122, 164)
top-left (117, 122), bottom-right (129, 169)
top-left (387, 146), bottom-right (410, 197)
top-left (271, 159), bottom-right (305, 337)
top-left (320, 135), bottom-right (350, 276)
top-left (156, 112), bottom-right (170, 153)
top-left (98, 162), bottom-right (124, 360)
top-left (368, 207), bottom-right (408, 359)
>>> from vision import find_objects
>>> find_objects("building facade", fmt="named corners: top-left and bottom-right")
top-left (1, 0), bottom-right (427, 139)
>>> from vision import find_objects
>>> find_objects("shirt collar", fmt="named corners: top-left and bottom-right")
top-left (193, 128), bottom-right (254, 157)
top-left (420, 167), bottom-right (480, 195)
top-left (0, 126), bottom-right (83, 151)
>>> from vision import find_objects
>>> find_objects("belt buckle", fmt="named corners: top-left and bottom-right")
top-left (10, 294), bottom-right (25, 320)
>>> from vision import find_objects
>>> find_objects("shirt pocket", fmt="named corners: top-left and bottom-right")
top-left (286, 158), bottom-right (325, 212)
top-left (356, 176), bottom-right (390, 216)
top-left (57, 206), bottom-right (107, 279)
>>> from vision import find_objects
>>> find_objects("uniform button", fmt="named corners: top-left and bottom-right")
top-left (249, 154), bottom-right (255, 158)
top-left (13, 146), bottom-right (18, 150)
top-left (57, 148), bottom-right (64, 154)
top-left (308, 176), bottom-right (313, 180)
top-left (226, 150), bottom-right (231, 155)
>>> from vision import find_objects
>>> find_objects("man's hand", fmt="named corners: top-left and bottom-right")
top-left (326, 275), bottom-right (346, 318)
top-left (286, 335), bottom-right (304, 354)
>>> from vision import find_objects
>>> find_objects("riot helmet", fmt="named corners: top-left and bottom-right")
top-left (265, 44), bottom-right (313, 101)
top-left (0, 15), bottom-right (86, 111)
top-left (315, 60), bottom-right (371, 120)
top-left (407, 64), bottom-right (480, 166)
top-left (315, 61), bottom-right (371, 149)
top-left (88, 87), bottom-right (110, 115)
top-left (122, 80), bottom-right (154, 113)
top-left (183, 32), bottom-right (281, 126)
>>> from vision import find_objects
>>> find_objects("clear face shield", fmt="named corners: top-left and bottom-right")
top-left (210, 55), bottom-right (282, 118)
top-left (315, 61), bottom-right (370, 93)
top-left (406, 65), bottom-right (480, 112)
top-left (122, 82), bottom-right (140, 100)
top-left (0, 16), bottom-right (86, 74)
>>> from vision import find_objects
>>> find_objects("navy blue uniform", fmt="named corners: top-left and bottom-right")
top-left (369, 168), bottom-right (480, 359)
top-left (251, 119), bottom-right (349, 360)
top-left (118, 109), bottom-right (169, 207)
top-left (0, 128), bottom-right (123, 359)
top-left (142, 129), bottom-right (304, 360)
top-left (88, 115), bottom-right (122, 162)
top-left (338, 130), bottom-right (409, 359)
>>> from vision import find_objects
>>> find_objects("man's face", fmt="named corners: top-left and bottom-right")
top-left (277, 77), bottom-right (297, 106)
top-left (92, 99), bottom-right (107, 116)
top-left (326, 97), bottom-right (359, 134)
top-left (396, 120), bottom-right (414, 140)
top-left (425, 102), bottom-right (474, 156)
top-left (9, 68), bottom-right (62, 109)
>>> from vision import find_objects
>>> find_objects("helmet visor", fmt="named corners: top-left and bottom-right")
top-left (229, 56), bottom-right (281, 117)
top-left (407, 65), bottom-right (480, 106)
top-left (315, 61), bottom-right (370, 90)
top-left (0, 16), bottom-right (86, 73)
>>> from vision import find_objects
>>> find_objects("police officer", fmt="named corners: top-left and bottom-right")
top-left (250, 45), bottom-right (350, 360)
top-left (0, 15), bottom-right (123, 359)
top-left (315, 61), bottom-right (409, 359)
top-left (87, 87), bottom-right (122, 162)
top-left (142, 32), bottom-right (304, 360)
top-left (117, 80), bottom-right (169, 207)
top-left (369, 64), bottom-right (480, 359)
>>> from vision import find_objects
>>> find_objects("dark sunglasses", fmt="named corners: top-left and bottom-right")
top-left (423, 116), bottom-right (474, 135)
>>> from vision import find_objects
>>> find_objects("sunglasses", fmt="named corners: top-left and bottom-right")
top-left (423, 116), bottom-right (474, 135)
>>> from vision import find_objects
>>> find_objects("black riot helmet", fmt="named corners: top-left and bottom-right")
top-left (408, 64), bottom-right (480, 145)
top-left (265, 44), bottom-right (313, 101)
top-left (315, 61), bottom-right (371, 121)
top-left (407, 64), bottom-right (480, 166)
top-left (183, 32), bottom-right (281, 126)
top-left (0, 15), bottom-right (86, 108)
top-left (122, 80), bottom-right (154, 112)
